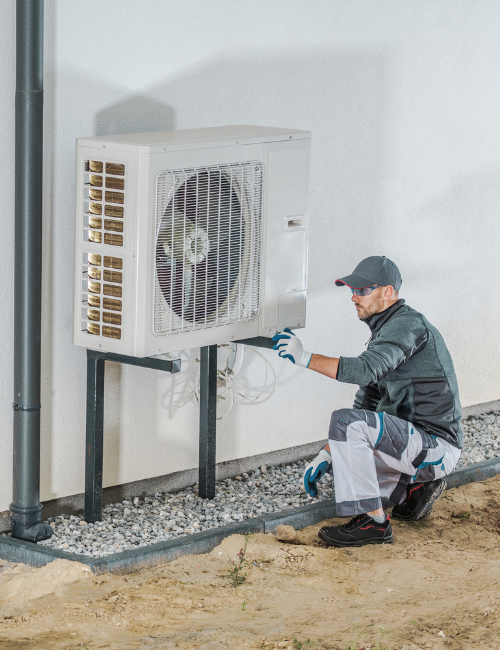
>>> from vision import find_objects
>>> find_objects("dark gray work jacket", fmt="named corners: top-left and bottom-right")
top-left (337, 299), bottom-right (463, 449)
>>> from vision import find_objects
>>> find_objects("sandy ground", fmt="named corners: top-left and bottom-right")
top-left (2, 477), bottom-right (500, 650)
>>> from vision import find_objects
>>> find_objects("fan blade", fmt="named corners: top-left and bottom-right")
top-left (158, 209), bottom-right (190, 263)
top-left (183, 265), bottom-right (193, 319)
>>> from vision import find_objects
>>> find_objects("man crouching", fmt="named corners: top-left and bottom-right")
top-left (273, 256), bottom-right (462, 547)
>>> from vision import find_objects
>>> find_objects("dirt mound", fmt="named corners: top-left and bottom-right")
top-left (0, 559), bottom-right (92, 616)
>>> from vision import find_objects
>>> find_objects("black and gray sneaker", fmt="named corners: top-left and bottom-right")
top-left (391, 478), bottom-right (447, 521)
top-left (318, 514), bottom-right (393, 548)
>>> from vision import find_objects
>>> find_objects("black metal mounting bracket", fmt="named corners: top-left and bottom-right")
top-left (85, 349), bottom-right (181, 523)
top-left (233, 336), bottom-right (275, 350)
top-left (84, 337), bottom-right (274, 523)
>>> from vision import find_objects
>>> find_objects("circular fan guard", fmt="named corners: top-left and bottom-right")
top-left (155, 170), bottom-right (246, 325)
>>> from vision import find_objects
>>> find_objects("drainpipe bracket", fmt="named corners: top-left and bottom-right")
top-left (12, 403), bottom-right (41, 412)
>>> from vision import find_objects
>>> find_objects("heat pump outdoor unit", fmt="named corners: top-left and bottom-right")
top-left (73, 125), bottom-right (310, 357)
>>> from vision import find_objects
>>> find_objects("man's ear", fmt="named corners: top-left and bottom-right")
top-left (385, 285), bottom-right (395, 299)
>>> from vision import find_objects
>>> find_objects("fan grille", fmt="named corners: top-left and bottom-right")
top-left (154, 162), bottom-right (263, 335)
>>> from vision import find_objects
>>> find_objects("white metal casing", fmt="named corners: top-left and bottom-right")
top-left (73, 125), bottom-right (310, 357)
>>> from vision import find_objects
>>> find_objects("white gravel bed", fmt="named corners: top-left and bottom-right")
top-left (39, 460), bottom-right (333, 558)
top-left (38, 411), bottom-right (500, 558)
top-left (457, 410), bottom-right (500, 467)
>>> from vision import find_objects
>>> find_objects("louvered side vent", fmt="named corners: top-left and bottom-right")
top-left (83, 161), bottom-right (125, 246)
top-left (154, 162), bottom-right (263, 335)
top-left (81, 253), bottom-right (124, 339)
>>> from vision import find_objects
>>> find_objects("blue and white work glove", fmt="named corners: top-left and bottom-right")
top-left (303, 449), bottom-right (332, 498)
top-left (272, 328), bottom-right (312, 367)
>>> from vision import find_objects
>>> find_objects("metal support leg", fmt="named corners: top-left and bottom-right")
top-left (199, 345), bottom-right (217, 499)
top-left (85, 352), bottom-right (105, 522)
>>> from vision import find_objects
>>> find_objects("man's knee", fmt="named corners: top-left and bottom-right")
top-left (329, 408), bottom-right (369, 442)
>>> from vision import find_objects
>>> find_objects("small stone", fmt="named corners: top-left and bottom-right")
top-left (451, 506), bottom-right (470, 519)
top-left (275, 525), bottom-right (298, 543)
top-left (438, 631), bottom-right (446, 638)
top-left (79, 521), bottom-right (86, 526)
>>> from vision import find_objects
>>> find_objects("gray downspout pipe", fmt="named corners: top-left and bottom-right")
top-left (10, 0), bottom-right (53, 542)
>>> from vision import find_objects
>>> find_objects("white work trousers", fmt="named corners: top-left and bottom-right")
top-left (328, 408), bottom-right (461, 517)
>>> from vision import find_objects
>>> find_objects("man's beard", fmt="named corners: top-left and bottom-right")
top-left (357, 304), bottom-right (380, 321)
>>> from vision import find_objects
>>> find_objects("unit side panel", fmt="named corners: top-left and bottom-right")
top-left (73, 147), bottom-right (137, 355)
top-left (260, 141), bottom-right (310, 334)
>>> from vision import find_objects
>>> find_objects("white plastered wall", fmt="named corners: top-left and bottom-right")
top-left (0, 0), bottom-right (499, 510)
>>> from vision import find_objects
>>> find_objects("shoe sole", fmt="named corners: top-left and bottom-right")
top-left (416, 502), bottom-right (434, 520)
top-left (392, 478), bottom-right (447, 522)
top-left (318, 528), bottom-right (393, 547)
top-left (414, 479), bottom-right (447, 520)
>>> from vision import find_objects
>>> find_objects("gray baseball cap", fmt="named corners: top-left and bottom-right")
top-left (335, 256), bottom-right (402, 290)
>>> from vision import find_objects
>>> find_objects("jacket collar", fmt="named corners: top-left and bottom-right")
top-left (365, 299), bottom-right (406, 333)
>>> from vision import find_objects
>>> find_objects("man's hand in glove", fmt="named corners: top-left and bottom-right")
top-left (303, 449), bottom-right (332, 497)
top-left (272, 328), bottom-right (312, 367)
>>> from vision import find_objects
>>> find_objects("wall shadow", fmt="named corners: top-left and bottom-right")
top-left (95, 96), bottom-right (175, 136)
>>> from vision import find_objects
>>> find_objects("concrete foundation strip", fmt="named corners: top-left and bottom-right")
top-left (1, 456), bottom-right (499, 573)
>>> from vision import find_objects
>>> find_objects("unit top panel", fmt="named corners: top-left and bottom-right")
top-left (77, 125), bottom-right (311, 154)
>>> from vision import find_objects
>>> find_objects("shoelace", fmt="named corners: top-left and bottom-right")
top-left (342, 514), bottom-right (370, 531)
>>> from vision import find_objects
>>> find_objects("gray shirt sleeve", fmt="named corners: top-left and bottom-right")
top-left (337, 314), bottom-right (428, 386)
